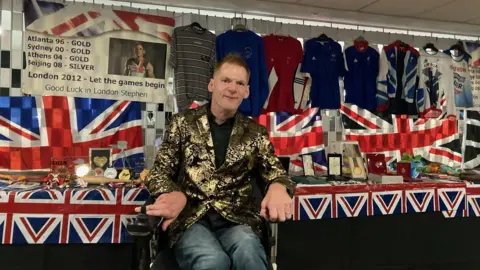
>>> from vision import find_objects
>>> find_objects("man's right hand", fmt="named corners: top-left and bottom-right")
top-left (135, 191), bottom-right (187, 231)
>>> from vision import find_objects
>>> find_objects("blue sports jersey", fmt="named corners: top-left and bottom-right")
top-left (216, 30), bottom-right (269, 117)
top-left (301, 38), bottom-right (345, 109)
top-left (344, 44), bottom-right (379, 111)
top-left (377, 41), bottom-right (420, 115)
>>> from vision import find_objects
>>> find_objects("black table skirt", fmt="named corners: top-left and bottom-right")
top-left (3, 212), bottom-right (480, 270)
top-left (277, 212), bottom-right (480, 270)
top-left (0, 243), bottom-right (136, 270)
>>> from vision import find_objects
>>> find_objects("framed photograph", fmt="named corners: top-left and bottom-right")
top-left (327, 153), bottom-right (342, 176)
top-left (89, 148), bottom-right (113, 172)
top-left (302, 155), bottom-right (315, 176)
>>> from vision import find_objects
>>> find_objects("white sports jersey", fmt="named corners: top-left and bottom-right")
top-left (417, 50), bottom-right (454, 118)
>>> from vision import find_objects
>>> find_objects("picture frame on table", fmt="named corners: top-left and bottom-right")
top-left (327, 153), bottom-right (342, 177)
top-left (302, 155), bottom-right (315, 176)
top-left (89, 148), bottom-right (113, 176)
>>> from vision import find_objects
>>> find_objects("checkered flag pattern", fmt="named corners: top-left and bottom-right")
top-left (0, 0), bottom-right (24, 97)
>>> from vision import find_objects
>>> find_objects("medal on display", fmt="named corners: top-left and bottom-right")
top-left (104, 167), bottom-right (118, 179)
top-left (352, 157), bottom-right (362, 175)
top-left (139, 169), bottom-right (150, 182)
top-left (119, 168), bottom-right (131, 181)
top-left (94, 167), bottom-right (104, 176)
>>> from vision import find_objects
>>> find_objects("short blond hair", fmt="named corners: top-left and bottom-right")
top-left (214, 53), bottom-right (250, 80)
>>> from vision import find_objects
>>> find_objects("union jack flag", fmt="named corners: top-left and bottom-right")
top-left (190, 101), bottom-right (327, 173)
top-left (341, 104), bottom-right (462, 167)
top-left (255, 107), bottom-right (327, 174)
top-left (0, 187), bottom-right (149, 244)
top-left (24, 0), bottom-right (173, 41)
top-left (0, 96), bottom-right (143, 171)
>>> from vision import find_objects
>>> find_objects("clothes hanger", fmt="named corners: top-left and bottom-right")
top-left (232, 24), bottom-right (248, 32)
top-left (354, 36), bottom-right (368, 50)
top-left (396, 40), bottom-right (409, 48)
top-left (355, 36), bottom-right (366, 42)
top-left (317, 33), bottom-right (329, 41)
top-left (189, 22), bottom-right (206, 32)
top-left (449, 42), bottom-right (466, 57)
top-left (423, 42), bottom-right (438, 54)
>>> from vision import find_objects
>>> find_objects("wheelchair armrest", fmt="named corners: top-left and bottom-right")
top-left (127, 195), bottom-right (164, 238)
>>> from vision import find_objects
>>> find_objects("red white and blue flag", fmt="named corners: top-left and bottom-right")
top-left (0, 96), bottom-right (143, 171)
top-left (255, 107), bottom-right (327, 174)
top-left (0, 187), bottom-right (149, 244)
top-left (341, 104), bottom-right (462, 167)
top-left (190, 101), bottom-right (327, 174)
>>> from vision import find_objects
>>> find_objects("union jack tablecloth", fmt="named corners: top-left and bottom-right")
top-left (0, 187), bottom-right (149, 244)
top-left (294, 182), bottom-right (468, 220)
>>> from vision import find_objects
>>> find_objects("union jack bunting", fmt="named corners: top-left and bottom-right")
top-left (0, 187), bottom-right (149, 244)
top-left (0, 96), bottom-right (143, 171)
top-left (294, 182), bottom-right (467, 221)
top-left (341, 104), bottom-right (462, 167)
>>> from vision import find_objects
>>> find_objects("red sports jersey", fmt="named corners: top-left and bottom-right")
top-left (263, 35), bottom-right (303, 114)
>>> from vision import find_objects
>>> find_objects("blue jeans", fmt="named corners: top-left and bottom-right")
top-left (174, 223), bottom-right (268, 270)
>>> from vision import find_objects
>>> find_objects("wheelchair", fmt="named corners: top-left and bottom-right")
top-left (127, 176), bottom-right (279, 270)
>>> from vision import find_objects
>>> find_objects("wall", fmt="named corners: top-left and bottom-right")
top-left (0, 0), bottom-right (477, 163)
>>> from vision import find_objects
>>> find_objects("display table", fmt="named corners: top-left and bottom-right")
top-left (277, 181), bottom-right (480, 270)
top-left (0, 187), bottom-right (149, 244)
top-left (294, 181), bottom-right (467, 220)
top-left (2, 182), bottom-right (480, 270)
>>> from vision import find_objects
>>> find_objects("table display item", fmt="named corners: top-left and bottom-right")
top-left (302, 155), bottom-right (315, 176)
top-left (42, 173), bottom-right (66, 189)
top-left (348, 156), bottom-right (367, 180)
top-left (366, 153), bottom-right (387, 174)
top-left (397, 162), bottom-right (412, 179)
top-left (118, 168), bottom-right (132, 181)
top-left (82, 175), bottom-right (128, 185)
top-left (89, 148), bottom-right (112, 172)
top-left (104, 167), bottom-right (118, 179)
top-left (132, 168), bottom-right (150, 187)
top-left (327, 153), bottom-right (342, 176)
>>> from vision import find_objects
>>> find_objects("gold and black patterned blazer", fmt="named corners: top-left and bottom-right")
top-left (145, 104), bottom-right (295, 247)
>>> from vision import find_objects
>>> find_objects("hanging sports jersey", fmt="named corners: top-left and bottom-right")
top-left (216, 30), bottom-right (269, 117)
top-left (417, 49), bottom-right (454, 118)
top-left (301, 37), bottom-right (345, 109)
top-left (377, 41), bottom-right (420, 115)
top-left (444, 51), bottom-right (474, 108)
top-left (169, 25), bottom-right (216, 111)
top-left (344, 41), bottom-right (379, 111)
top-left (262, 35), bottom-right (303, 114)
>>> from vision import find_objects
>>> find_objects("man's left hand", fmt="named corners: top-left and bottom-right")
top-left (260, 183), bottom-right (292, 222)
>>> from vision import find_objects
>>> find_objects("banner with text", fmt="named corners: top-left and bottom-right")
top-left (469, 66), bottom-right (480, 108)
top-left (24, 0), bottom-right (174, 103)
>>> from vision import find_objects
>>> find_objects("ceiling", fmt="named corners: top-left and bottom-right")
top-left (260, 0), bottom-right (480, 25)
top-left (138, 0), bottom-right (480, 35)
